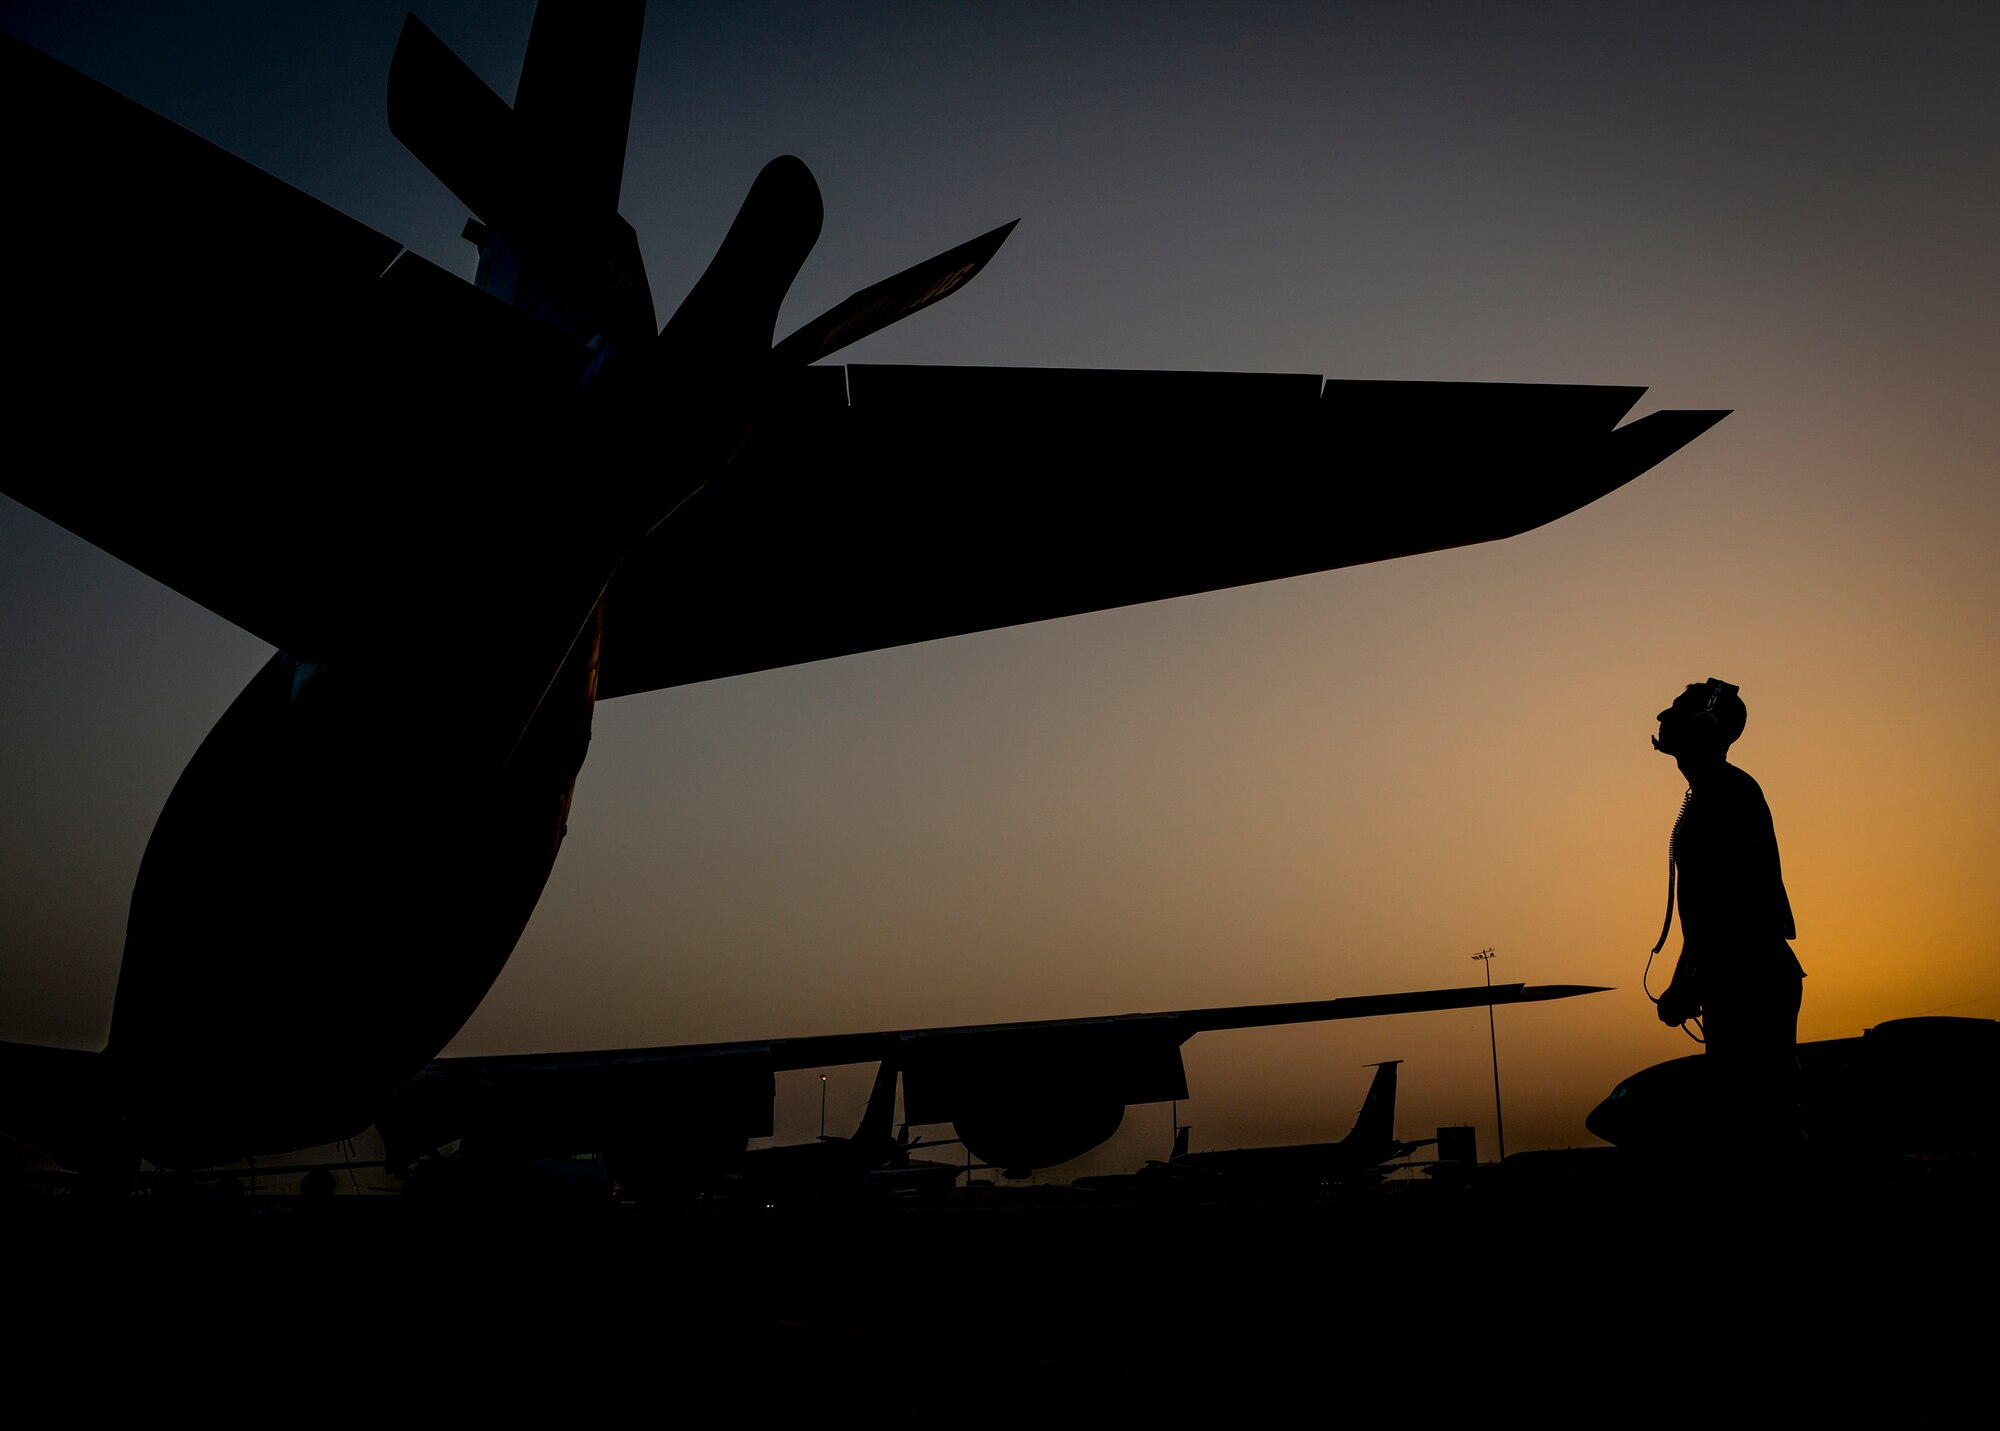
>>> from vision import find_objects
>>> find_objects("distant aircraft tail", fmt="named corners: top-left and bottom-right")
top-left (854, 1060), bottom-right (901, 1149)
top-left (1343, 1060), bottom-right (1402, 1152)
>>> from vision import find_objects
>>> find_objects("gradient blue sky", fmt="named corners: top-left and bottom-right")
top-left (2, 1), bottom-right (1995, 1172)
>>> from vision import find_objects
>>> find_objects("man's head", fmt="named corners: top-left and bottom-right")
top-left (1653, 678), bottom-right (1745, 760)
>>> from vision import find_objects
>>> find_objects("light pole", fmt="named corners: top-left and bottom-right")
top-left (1472, 948), bottom-right (1506, 1165)
top-left (819, 1074), bottom-right (828, 1141)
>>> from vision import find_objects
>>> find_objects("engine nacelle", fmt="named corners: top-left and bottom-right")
top-left (952, 1093), bottom-right (1126, 1178)
top-left (898, 1023), bottom-right (1188, 1177)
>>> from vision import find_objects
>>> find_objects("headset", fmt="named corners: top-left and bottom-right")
top-left (1697, 676), bottom-right (1738, 729)
top-left (1651, 677), bottom-right (1739, 753)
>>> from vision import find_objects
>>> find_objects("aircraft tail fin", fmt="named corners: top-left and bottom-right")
top-left (854, 1060), bottom-right (900, 1149)
top-left (512, 0), bottom-right (647, 215)
top-left (1343, 1060), bottom-right (1402, 1151)
top-left (389, 7), bottom-right (655, 351)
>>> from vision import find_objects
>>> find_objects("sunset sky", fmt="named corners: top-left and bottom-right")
top-left (2, 0), bottom-right (1995, 1175)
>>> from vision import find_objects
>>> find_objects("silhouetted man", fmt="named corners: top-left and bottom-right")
top-left (1651, 679), bottom-right (1804, 1153)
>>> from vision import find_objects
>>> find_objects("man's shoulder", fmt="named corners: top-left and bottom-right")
top-left (1718, 762), bottom-right (1773, 812)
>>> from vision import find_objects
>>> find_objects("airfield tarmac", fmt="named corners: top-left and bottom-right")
top-left (13, 1167), bottom-right (1989, 1406)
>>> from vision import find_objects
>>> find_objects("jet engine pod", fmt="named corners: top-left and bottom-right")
top-left (898, 1022), bottom-right (1189, 1177)
top-left (951, 1091), bottom-right (1127, 1179)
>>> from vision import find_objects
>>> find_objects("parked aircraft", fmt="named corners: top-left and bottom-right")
top-left (1585, 1015), bottom-right (1999, 1176)
top-left (707, 1059), bottom-right (911, 1204)
top-left (0, 1), bottom-right (1719, 1180)
top-left (1073, 1059), bottom-right (1432, 1197)
top-left (375, 984), bottom-right (1603, 1194)
top-left (680, 1063), bottom-right (965, 1204)
top-left (861, 1130), bottom-right (969, 1202)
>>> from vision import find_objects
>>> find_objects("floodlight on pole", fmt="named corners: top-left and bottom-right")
top-left (1472, 948), bottom-right (1506, 1165)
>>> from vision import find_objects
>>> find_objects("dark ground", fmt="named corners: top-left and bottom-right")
top-left (10, 1165), bottom-right (1991, 1409)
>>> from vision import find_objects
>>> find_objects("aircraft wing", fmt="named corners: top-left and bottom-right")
top-left (381, 981), bottom-right (1608, 1171)
top-left (0, 33), bottom-right (595, 667)
top-left (593, 366), bottom-right (1724, 696)
top-left (3, 31), bottom-right (1723, 700)
top-left (415, 979), bottom-right (1602, 1077)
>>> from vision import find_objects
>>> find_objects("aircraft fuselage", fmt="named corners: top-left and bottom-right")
top-left (106, 602), bottom-right (606, 1167)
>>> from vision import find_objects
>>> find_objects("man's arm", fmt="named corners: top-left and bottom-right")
top-left (1658, 949), bottom-right (1701, 1025)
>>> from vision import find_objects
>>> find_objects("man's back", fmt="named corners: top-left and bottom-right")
top-left (1674, 761), bottom-right (1797, 949)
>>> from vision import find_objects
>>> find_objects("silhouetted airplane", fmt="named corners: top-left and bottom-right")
top-left (687, 1062), bottom-right (963, 1204)
top-left (1073, 1059), bottom-right (1432, 1197)
top-left (708, 1059), bottom-right (909, 1204)
top-left (862, 1126), bottom-right (968, 1202)
top-left (1586, 1015), bottom-right (1998, 1175)
top-left (376, 985), bottom-right (1601, 1194)
top-left (0, 1), bottom-right (1716, 1180)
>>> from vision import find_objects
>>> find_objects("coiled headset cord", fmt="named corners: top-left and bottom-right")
top-left (1646, 789), bottom-right (1705, 1044)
